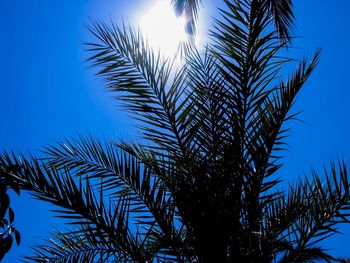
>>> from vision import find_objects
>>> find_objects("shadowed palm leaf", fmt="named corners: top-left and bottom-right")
top-left (0, 183), bottom-right (20, 260)
top-left (172, 0), bottom-right (202, 35)
top-left (0, 0), bottom-right (349, 262)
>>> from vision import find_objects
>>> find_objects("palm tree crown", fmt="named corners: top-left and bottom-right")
top-left (1, 0), bottom-right (350, 262)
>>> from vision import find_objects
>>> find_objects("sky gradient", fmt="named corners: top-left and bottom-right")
top-left (1, 0), bottom-right (350, 261)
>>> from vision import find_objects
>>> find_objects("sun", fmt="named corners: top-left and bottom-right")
top-left (139, 0), bottom-right (189, 58)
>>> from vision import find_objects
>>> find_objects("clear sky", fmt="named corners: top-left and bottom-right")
top-left (1, 0), bottom-right (350, 261)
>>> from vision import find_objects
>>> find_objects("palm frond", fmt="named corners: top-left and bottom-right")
top-left (267, 161), bottom-right (350, 262)
top-left (172, 0), bottom-right (202, 35)
top-left (0, 152), bottom-right (152, 262)
top-left (25, 229), bottom-right (125, 263)
top-left (42, 137), bottom-right (183, 248)
top-left (263, 0), bottom-right (294, 43)
top-left (87, 21), bottom-right (194, 168)
top-left (172, 0), bottom-right (294, 42)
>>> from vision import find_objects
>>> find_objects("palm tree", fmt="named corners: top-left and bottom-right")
top-left (1, 0), bottom-right (350, 262)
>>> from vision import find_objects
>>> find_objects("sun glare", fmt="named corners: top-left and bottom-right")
top-left (139, 1), bottom-right (189, 58)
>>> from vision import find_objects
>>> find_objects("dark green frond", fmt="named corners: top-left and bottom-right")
top-left (87, 21), bottom-right (194, 168)
top-left (268, 161), bottom-right (350, 262)
top-left (263, 0), bottom-right (294, 43)
top-left (172, 0), bottom-right (202, 35)
top-left (42, 137), bottom-right (183, 248)
top-left (0, 152), bottom-right (151, 262)
top-left (25, 229), bottom-right (126, 263)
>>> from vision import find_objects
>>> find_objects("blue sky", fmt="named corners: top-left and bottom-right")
top-left (1, 0), bottom-right (350, 261)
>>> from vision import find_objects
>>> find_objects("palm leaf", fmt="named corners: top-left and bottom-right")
top-left (0, 152), bottom-right (153, 262)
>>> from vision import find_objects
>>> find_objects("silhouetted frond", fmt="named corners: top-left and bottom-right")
top-left (172, 0), bottom-right (202, 35)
